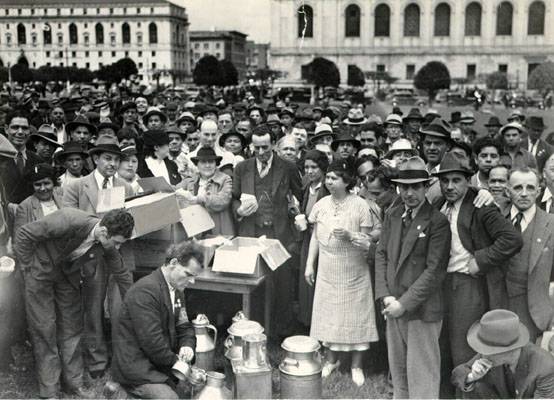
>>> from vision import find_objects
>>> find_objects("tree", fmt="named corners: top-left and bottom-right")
top-left (113, 58), bottom-right (138, 80)
top-left (347, 64), bottom-right (365, 86)
top-left (11, 62), bottom-right (33, 83)
top-left (193, 55), bottom-right (225, 86)
top-left (220, 59), bottom-right (238, 86)
top-left (486, 71), bottom-right (508, 90)
top-left (528, 61), bottom-right (554, 91)
top-left (304, 57), bottom-right (340, 88)
top-left (0, 67), bottom-right (8, 83)
top-left (414, 61), bottom-right (451, 104)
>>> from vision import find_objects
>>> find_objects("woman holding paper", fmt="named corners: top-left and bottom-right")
top-left (177, 147), bottom-right (235, 236)
top-left (305, 159), bottom-right (379, 387)
top-left (137, 130), bottom-right (182, 186)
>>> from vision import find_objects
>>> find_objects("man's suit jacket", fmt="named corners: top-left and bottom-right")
top-left (232, 155), bottom-right (302, 245)
top-left (62, 171), bottom-right (133, 214)
top-left (0, 150), bottom-right (42, 204)
top-left (452, 343), bottom-right (554, 398)
top-left (13, 208), bottom-right (131, 292)
top-left (434, 188), bottom-right (523, 309)
top-left (111, 268), bottom-right (196, 386)
top-left (375, 200), bottom-right (452, 322)
top-left (521, 138), bottom-right (554, 173)
top-left (137, 158), bottom-right (182, 186)
top-left (506, 207), bottom-right (554, 331)
top-left (13, 190), bottom-right (63, 235)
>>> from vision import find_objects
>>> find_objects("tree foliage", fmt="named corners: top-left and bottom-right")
top-left (220, 59), bottom-right (238, 86)
top-left (486, 72), bottom-right (508, 90)
top-left (347, 65), bottom-right (365, 87)
top-left (414, 61), bottom-right (451, 103)
top-left (11, 62), bottom-right (33, 83)
top-left (528, 61), bottom-right (554, 91)
top-left (305, 57), bottom-right (340, 88)
top-left (193, 55), bottom-right (225, 86)
top-left (95, 58), bottom-right (138, 84)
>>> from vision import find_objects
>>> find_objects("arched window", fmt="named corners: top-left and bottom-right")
top-left (95, 23), bottom-right (104, 44)
top-left (434, 3), bottom-right (451, 36)
top-left (122, 22), bottom-right (130, 44)
top-left (528, 1), bottom-right (545, 35)
top-left (404, 3), bottom-right (420, 37)
top-left (345, 4), bottom-right (361, 37)
top-left (149, 22), bottom-right (158, 44)
top-left (298, 4), bottom-right (313, 38)
top-left (375, 3), bottom-right (390, 37)
top-left (17, 23), bottom-right (26, 45)
top-left (43, 26), bottom-right (52, 45)
top-left (465, 2), bottom-right (482, 36)
top-left (69, 23), bottom-right (78, 44)
top-left (496, 1), bottom-right (513, 36)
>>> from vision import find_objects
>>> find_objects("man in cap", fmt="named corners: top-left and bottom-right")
top-left (504, 167), bottom-right (554, 341)
top-left (403, 108), bottom-right (424, 145)
top-left (523, 116), bottom-right (553, 173)
top-left (375, 156), bottom-right (451, 399)
top-left (63, 137), bottom-right (134, 379)
top-left (176, 111), bottom-right (197, 135)
top-left (232, 124), bottom-right (302, 338)
top-left (485, 116), bottom-right (503, 139)
top-left (1, 110), bottom-right (43, 204)
top-left (459, 111), bottom-right (477, 143)
top-left (433, 152), bottom-right (522, 369)
top-left (331, 130), bottom-right (361, 161)
top-left (96, 118), bottom-right (120, 142)
top-left (32, 124), bottom-right (62, 163)
top-left (119, 101), bottom-right (139, 130)
top-left (500, 122), bottom-right (538, 170)
top-left (421, 118), bottom-right (453, 202)
top-left (451, 309), bottom-right (554, 398)
top-left (66, 115), bottom-right (96, 148)
top-left (56, 142), bottom-right (88, 188)
top-left (266, 114), bottom-right (283, 141)
top-left (382, 114), bottom-right (403, 153)
top-left (143, 107), bottom-right (167, 130)
top-left (14, 208), bottom-right (134, 398)
top-left (471, 137), bottom-right (502, 190)
top-left (279, 107), bottom-right (295, 136)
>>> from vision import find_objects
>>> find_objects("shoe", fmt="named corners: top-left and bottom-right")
top-left (321, 360), bottom-right (340, 378)
top-left (352, 368), bottom-right (365, 386)
top-left (89, 370), bottom-right (105, 379)
top-left (67, 387), bottom-right (95, 399)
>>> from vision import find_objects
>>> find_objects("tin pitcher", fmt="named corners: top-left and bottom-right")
top-left (242, 333), bottom-right (268, 369)
top-left (192, 314), bottom-right (217, 371)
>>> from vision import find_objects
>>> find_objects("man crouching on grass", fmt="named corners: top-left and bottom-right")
top-left (111, 241), bottom-right (203, 399)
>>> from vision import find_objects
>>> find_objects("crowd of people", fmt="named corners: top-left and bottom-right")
top-left (2, 85), bottom-right (554, 398)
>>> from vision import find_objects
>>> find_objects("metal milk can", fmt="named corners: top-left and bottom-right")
top-left (224, 319), bottom-right (264, 361)
top-left (242, 333), bottom-right (268, 369)
top-left (192, 314), bottom-right (217, 372)
top-left (193, 371), bottom-right (231, 400)
top-left (279, 335), bottom-right (322, 399)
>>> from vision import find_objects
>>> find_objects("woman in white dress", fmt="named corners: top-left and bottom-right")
top-left (305, 159), bottom-right (379, 386)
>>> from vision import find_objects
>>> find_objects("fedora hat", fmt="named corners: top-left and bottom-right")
top-left (97, 118), bottom-right (120, 133)
top-left (331, 131), bottom-right (361, 152)
top-left (384, 114), bottom-right (403, 126)
top-left (433, 151), bottom-right (474, 177)
top-left (55, 141), bottom-right (88, 162)
top-left (425, 109), bottom-right (441, 119)
top-left (25, 163), bottom-right (57, 183)
top-left (279, 107), bottom-right (295, 118)
top-left (89, 136), bottom-right (123, 157)
top-left (119, 101), bottom-right (137, 114)
top-left (391, 106), bottom-right (403, 117)
top-left (390, 156), bottom-right (431, 184)
top-left (459, 111), bottom-right (476, 124)
top-left (499, 122), bottom-right (523, 136)
top-left (403, 108), bottom-right (424, 122)
top-left (66, 115), bottom-right (97, 135)
top-left (343, 108), bottom-right (368, 125)
top-left (310, 124), bottom-right (335, 144)
top-left (219, 130), bottom-right (248, 149)
top-left (166, 125), bottom-right (187, 138)
top-left (143, 130), bottom-right (170, 147)
top-left (176, 111), bottom-right (196, 124)
top-left (420, 117), bottom-right (452, 139)
top-left (190, 146), bottom-right (223, 165)
top-left (31, 125), bottom-right (61, 147)
top-left (142, 106), bottom-right (168, 125)
top-left (525, 115), bottom-right (546, 130)
top-left (508, 109), bottom-right (525, 122)
top-left (322, 106), bottom-right (340, 121)
top-left (467, 309), bottom-right (529, 356)
top-left (385, 138), bottom-right (417, 159)
top-left (485, 116), bottom-right (503, 127)
top-left (120, 144), bottom-right (138, 158)
top-left (266, 114), bottom-right (281, 125)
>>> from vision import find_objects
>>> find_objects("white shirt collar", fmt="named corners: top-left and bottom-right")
top-left (93, 169), bottom-right (113, 189)
top-left (510, 204), bottom-right (536, 225)
top-left (256, 152), bottom-right (274, 169)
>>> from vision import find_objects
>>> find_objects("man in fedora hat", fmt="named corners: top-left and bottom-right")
top-left (420, 117), bottom-right (453, 202)
top-left (485, 115), bottom-right (503, 139)
top-left (66, 115), bottom-right (96, 147)
top-left (63, 136), bottom-right (134, 379)
top-left (31, 124), bottom-right (62, 163)
top-left (310, 124), bottom-right (336, 147)
top-left (499, 122), bottom-right (538, 171)
top-left (143, 107), bottom-right (167, 131)
top-left (403, 107), bottom-right (424, 145)
top-left (56, 141), bottom-right (88, 188)
top-left (331, 130), bottom-right (361, 161)
top-left (504, 167), bottom-right (554, 342)
top-left (382, 114), bottom-right (403, 153)
top-left (433, 152), bottom-right (522, 371)
top-left (523, 115), bottom-right (553, 173)
top-left (459, 111), bottom-right (477, 143)
top-left (375, 156), bottom-right (452, 398)
top-left (451, 309), bottom-right (554, 398)
top-left (279, 107), bottom-right (295, 136)
top-left (119, 101), bottom-right (139, 131)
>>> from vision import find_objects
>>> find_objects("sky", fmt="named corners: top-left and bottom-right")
top-left (171, 0), bottom-right (272, 43)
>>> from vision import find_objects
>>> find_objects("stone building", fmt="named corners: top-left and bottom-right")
top-left (0, 0), bottom-right (190, 84)
top-left (270, 0), bottom-right (552, 87)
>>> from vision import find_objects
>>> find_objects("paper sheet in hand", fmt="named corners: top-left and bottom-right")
top-left (180, 204), bottom-right (215, 237)
top-left (96, 186), bottom-right (125, 213)
top-left (138, 176), bottom-right (175, 193)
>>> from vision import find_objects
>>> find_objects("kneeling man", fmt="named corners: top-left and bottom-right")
top-left (111, 241), bottom-right (204, 399)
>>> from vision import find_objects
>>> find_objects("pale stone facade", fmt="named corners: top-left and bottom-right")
top-left (270, 0), bottom-right (553, 87)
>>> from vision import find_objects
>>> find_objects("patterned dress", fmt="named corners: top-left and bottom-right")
top-left (308, 194), bottom-right (379, 349)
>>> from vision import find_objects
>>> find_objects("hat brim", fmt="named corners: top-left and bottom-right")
top-left (54, 149), bottom-right (88, 161)
top-left (331, 139), bottom-right (362, 151)
top-left (459, 118), bottom-right (476, 124)
top-left (88, 147), bottom-right (123, 157)
top-left (218, 132), bottom-right (248, 148)
top-left (420, 129), bottom-right (451, 139)
top-left (142, 111), bottom-right (168, 124)
top-left (310, 131), bottom-right (336, 144)
top-left (432, 168), bottom-right (473, 177)
top-left (385, 149), bottom-right (417, 159)
top-left (66, 121), bottom-right (97, 135)
top-left (390, 177), bottom-right (432, 184)
top-left (191, 155), bottom-right (223, 165)
top-left (343, 118), bottom-right (368, 125)
top-left (31, 133), bottom-right (61, 147)
top-left (467, 320), bottom-right (529, 356)
top-left (97, 123), bottom-right (120, 132)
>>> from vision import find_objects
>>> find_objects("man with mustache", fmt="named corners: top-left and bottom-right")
top-left (63, 137), bottom-right (134, 380)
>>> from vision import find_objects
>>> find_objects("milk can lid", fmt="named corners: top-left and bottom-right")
top-left (281, 335), bottom-right (320, 353)
top-left (227, 320), bottom-right (264, 336)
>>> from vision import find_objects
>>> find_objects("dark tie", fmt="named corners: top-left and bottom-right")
top-left (403, 208), bottom-right (413, 229)
top-left (15, 152), bottom-right (24, 174)
top-left (102, 177), bottom-right (109, 189)
top-left (513, 212), bottom-right (524, 232)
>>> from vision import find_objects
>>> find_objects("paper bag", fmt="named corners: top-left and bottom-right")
top-left (180, 204), bottom-right (215, 237)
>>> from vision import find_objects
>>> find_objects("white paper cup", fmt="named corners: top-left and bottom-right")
top-left (295, 214), bottom-right (308, 231)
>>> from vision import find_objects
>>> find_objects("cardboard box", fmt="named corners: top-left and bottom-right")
top-left (211, 236), bottom-right (291, 277)
top-left (125, 192), bottom-right (181, 238)
top-left (197, 236), bottom-right (234, 268)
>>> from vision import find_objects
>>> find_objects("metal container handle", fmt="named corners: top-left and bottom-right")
top-left (207, 324), bottom-right (217, 345)
top-left (224, 335), bottom-right (233, 350)
top-left (282, 357), bottom-right (299, 367)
